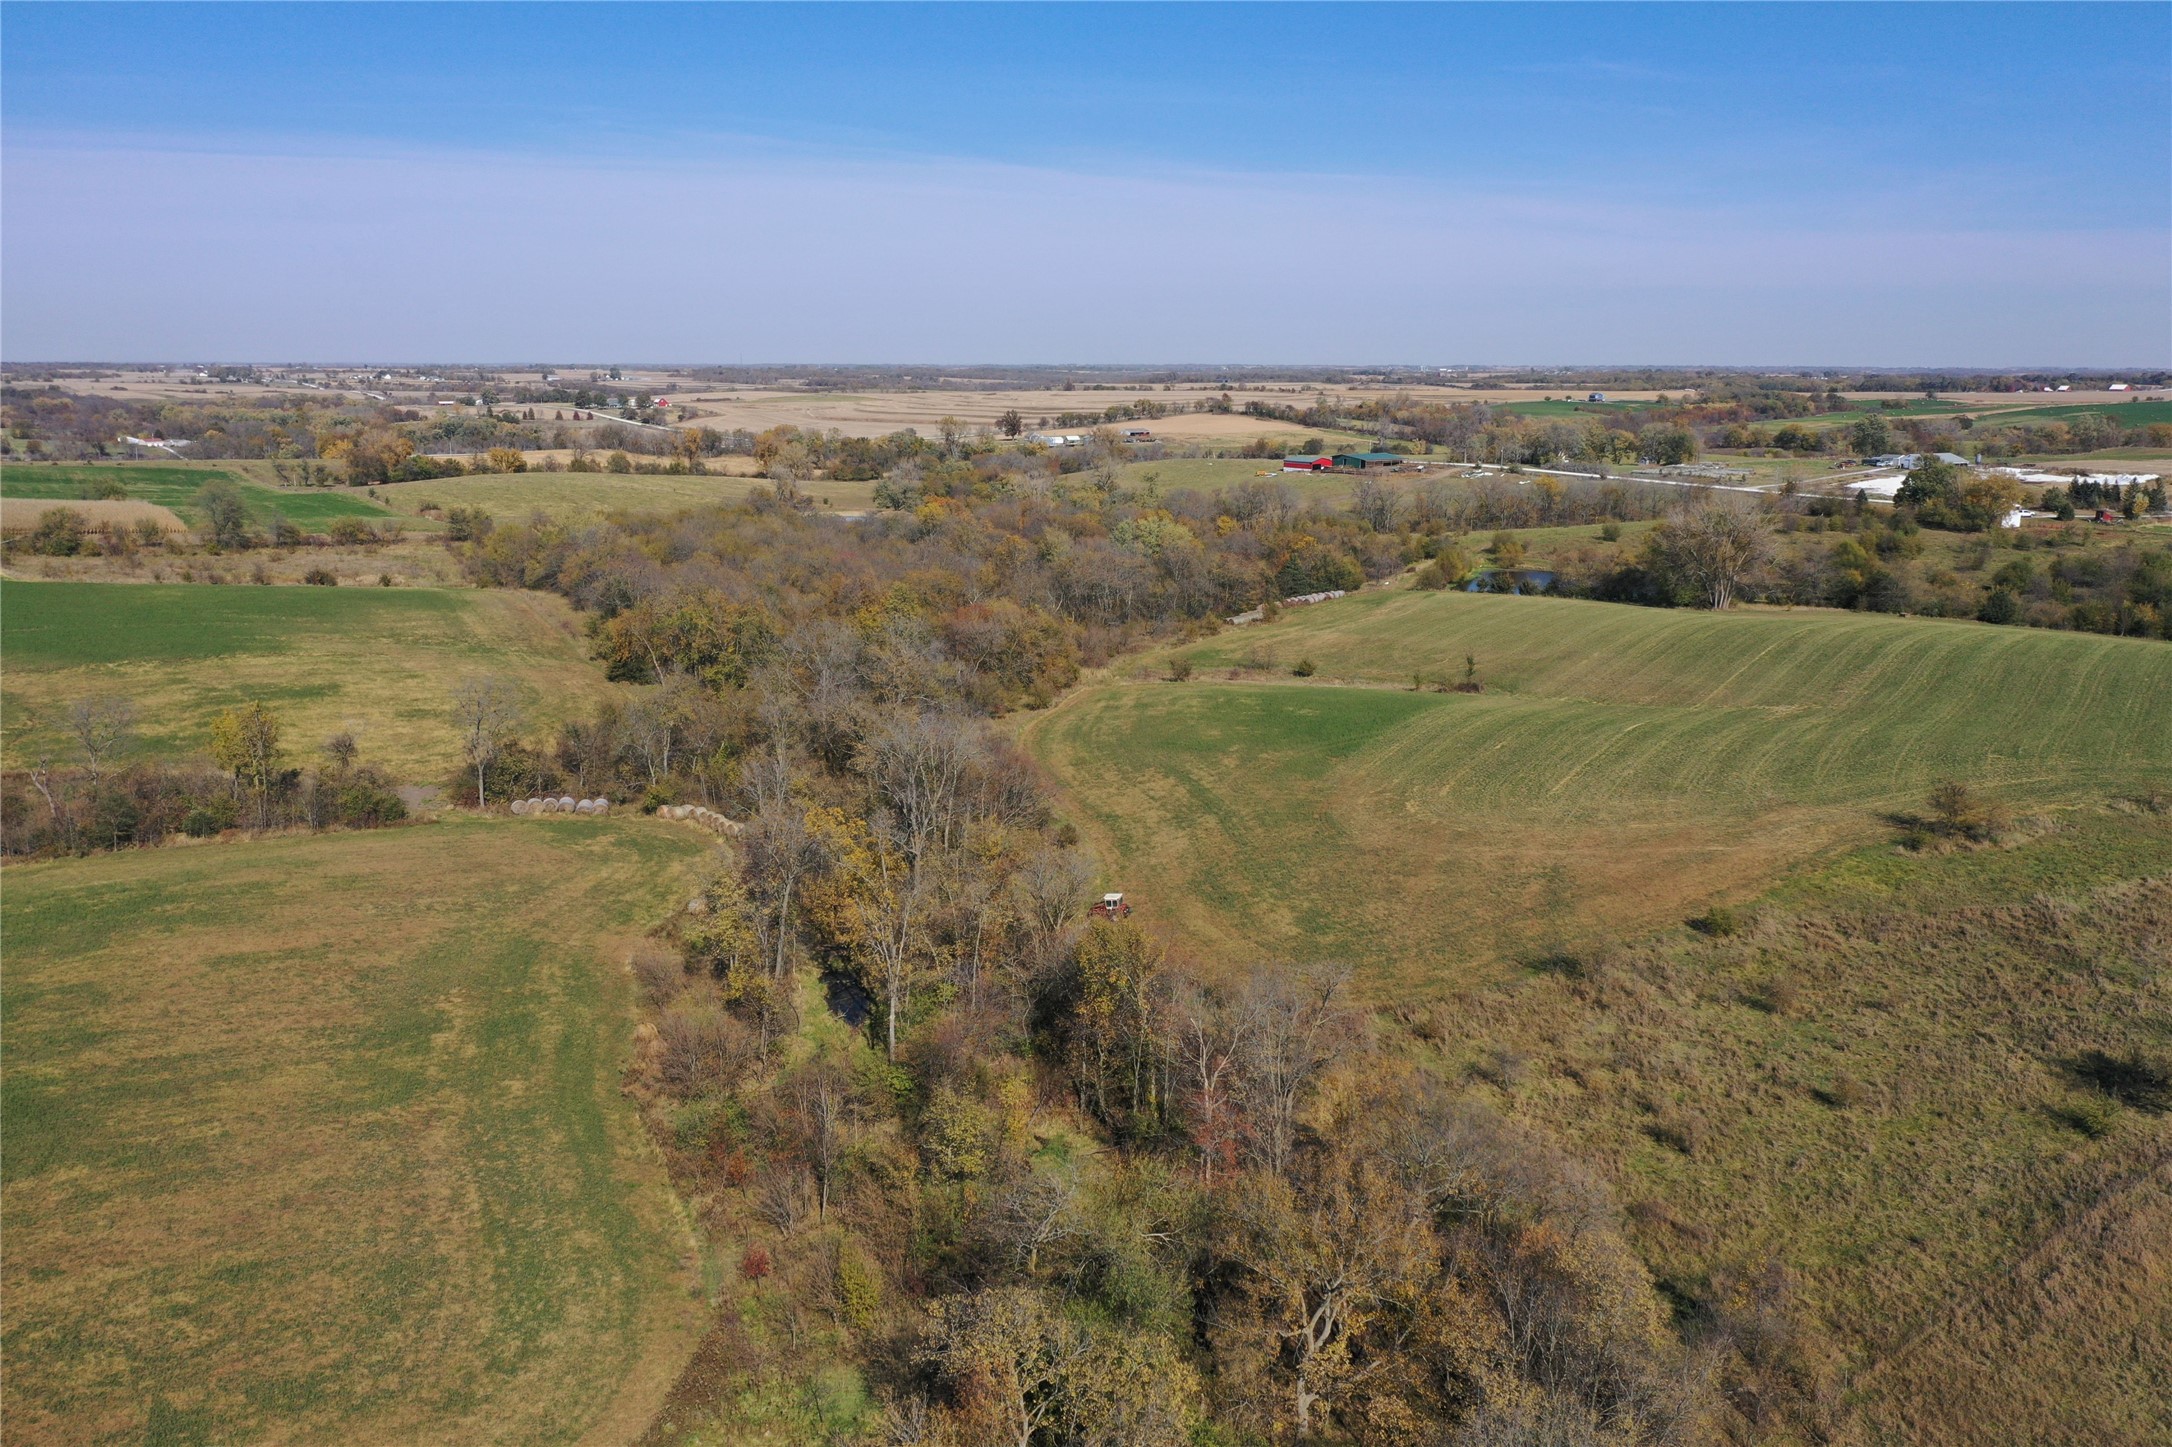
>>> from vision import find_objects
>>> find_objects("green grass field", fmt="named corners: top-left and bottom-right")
top-left (379, 470), bottom-right (880, 520)
top-left (1, 462), bottom-right (395, 529)
top-left (1962, 400), bottom-right (2172, 428)
top-left (1, 817), bottom-right (712, 1445)
top-left (1020, 590), bottom-right (2172, 989)
top-left (1, 580), bottom-right (619, 781)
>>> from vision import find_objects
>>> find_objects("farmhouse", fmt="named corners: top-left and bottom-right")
top-left (1334, 451), bottom-right (1404, 471)
top-left (1283, 455), bottom-right (1333, 471)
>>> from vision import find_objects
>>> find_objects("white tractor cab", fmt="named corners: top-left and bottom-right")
top-left (1089, 892), bottom-right (1131, 920)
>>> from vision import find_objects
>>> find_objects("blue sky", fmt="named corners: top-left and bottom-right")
top-left (4, 3), bottom-right (2166, 365)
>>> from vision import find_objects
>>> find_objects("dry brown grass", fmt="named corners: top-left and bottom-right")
top-left (1442, 817), bottom-right (2172, 1444)
top-left (0, 497), bottom-right (186, 533)
top-left (3, 537), bottom-right (467, 586)
top-left (1857, 1136), bottom-right (2172, 1445)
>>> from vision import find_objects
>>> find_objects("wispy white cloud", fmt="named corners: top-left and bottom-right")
top-left (4, 136), bottom-right (2163, 363)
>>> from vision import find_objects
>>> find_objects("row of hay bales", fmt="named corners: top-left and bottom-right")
top-left (656, 803), bottom-right (745, 835)
top-left (510, 796), bottom-right (610, 816)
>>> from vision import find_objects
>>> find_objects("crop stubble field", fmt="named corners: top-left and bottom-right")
top-left (1019, 588), bottom-right (2172, 989)
top-left (1, 816), bottom-right (714, 1446)
top-left (1, 579), bottom-right (619, 782)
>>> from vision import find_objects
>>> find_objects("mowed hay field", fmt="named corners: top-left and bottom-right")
top-left (1, 817), bottom-right (713, 1445)
top-left (377, 469), bottom-right (879, 521)
top-left (1, 580), bottom-right (616, 782)
top-left (1018, 589), bottom-right (2172, 991)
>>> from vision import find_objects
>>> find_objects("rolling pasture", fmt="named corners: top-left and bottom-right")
top-left (1020, 589), bottom-right (2172, 990)
top-left (1, 462), bottom-right (396, 530)
top-left (1, 580), bottom-right (616, 781)
top-left (1, 817), bottom-right (711, 1445)
top-left (1025, 588), bottom-right (2172, 1437)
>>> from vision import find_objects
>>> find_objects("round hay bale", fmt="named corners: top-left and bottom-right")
top-left (509, 800), bottom-right (527, 816)
top-left (592, 799), bottom-right (610, 814)
top-left (558, 796), bottom-right (576, 810)
top-left (574, 799), bottom-right (595, 814)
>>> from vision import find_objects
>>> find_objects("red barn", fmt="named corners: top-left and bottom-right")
top-left (1283, 455), bottom-right (1333, 471)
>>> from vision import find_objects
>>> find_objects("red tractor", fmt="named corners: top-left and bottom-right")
top-left (1089, 892), bottom-right (1131, 920)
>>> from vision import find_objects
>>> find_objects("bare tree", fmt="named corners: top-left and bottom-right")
top-left (745, 798), bottom-right (827, 977)
top-left (450, 676), bottom-right (525, 808)
top-left (623, 697), bottom-right (674, 786)
top-left (985, 1171), bottom-right (1084, 1275)
top-left (67, 696), bottom-right (136, 786)
top-left (863, 711), bottom-right (982, 863)
top-left (1010, 845), bottom-right (1095, 970)
top-left (1233, 966), bottom-right (1357, 1178)
top-left (1169, 981), bottom-right (1249, 1186)
top-left (556, 702), bottom-right (621, 797)
top-left (322, 730), bottom-right (359, 774)
top-left (1646, 492), bottom-right (1773, 610)
top-left (939, 858), bottom-right (1007, 1006)
top-left (790, 1054), bottom-right (853, 1222)
top-left (1347, 475), bottom-right (1404, 533)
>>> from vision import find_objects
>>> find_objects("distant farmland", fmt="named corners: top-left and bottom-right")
top-left (377, 467), bottom-right (879, 520)
top-left (1, 817), bottom-right (710, 1446)
top-left (1020, 589), bottom-right (2172, 990)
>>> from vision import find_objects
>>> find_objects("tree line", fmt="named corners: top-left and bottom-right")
top-left (1, 698), bottom-right (406, 858)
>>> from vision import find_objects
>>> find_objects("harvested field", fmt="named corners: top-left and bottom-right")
top-left (379, 469), bottom-right (879, 521)
top-left (0, 496), bottom-right (186, 533)
top-left (1, 579), bottom-right (617, 782)
top-left (0, 816), bottom-right (713, 1445)
top-left (1019, 590), bottom-right (2172, 990)
top-left (659, 382), bottom-right (1683, 442)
